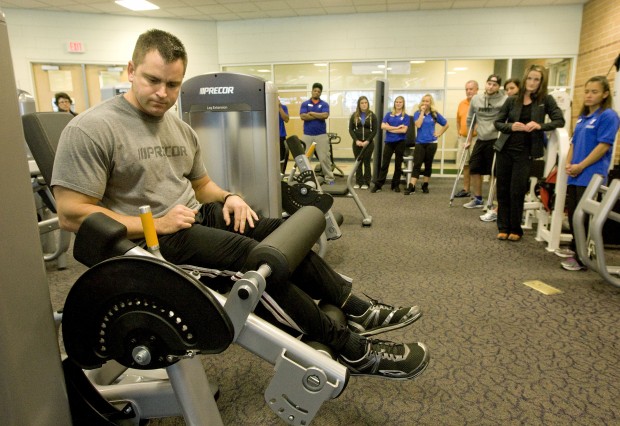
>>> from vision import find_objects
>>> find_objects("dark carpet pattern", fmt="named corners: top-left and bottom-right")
top-left (46, 177), bottom-right (620, 425)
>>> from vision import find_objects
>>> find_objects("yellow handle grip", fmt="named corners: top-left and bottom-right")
top-left (139, 205), bottom-right (159, 250)
top-left (306, 141), bottom-right (317, 158)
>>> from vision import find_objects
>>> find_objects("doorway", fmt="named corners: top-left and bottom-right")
top-left (31, 63), bottom-right (128, 113)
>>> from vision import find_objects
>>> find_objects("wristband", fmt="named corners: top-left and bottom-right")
top-left (224, 193), bottom-right (240, 203)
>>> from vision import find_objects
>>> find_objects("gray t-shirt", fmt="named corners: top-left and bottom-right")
top-left (466, 91), bottom-right (507, 140)
top-left (51, 95), bottom-right (208, 218)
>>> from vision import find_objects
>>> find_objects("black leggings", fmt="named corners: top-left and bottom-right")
top-left (496, 146), bottom-right (531, 236)
top-left (412, 143), bottom-right (437, 179)
top-left (352, 141), bottom-right (374, 186)
top-left (566, 184), bottom-right (587, 262)
top-left (376, 140), bottom-right (406, 188)
top-left (157, 203), bottom-right (353, 351)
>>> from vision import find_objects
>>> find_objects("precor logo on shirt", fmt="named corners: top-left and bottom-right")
top-left (199, 86), bottom-right (234, 95)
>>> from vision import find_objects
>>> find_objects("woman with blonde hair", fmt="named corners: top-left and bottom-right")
top-left (371, 96), bottom-right (409, 193)
top-left (404, 94), bottom-right (448, 194)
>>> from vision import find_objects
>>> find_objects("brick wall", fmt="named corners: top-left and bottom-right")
top-left (574, 0), bottom-right (620, 164)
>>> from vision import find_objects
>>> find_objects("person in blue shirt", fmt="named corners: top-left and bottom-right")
top-left (404, 94), bottom-right (449, 194)
top-left (278, 98), bottom-right (289, 173)
top-left (371, 96), bottom-right (409, 193)
top-left (560, 75), bottom-right (619, 271)
top-left (300, 83), bottom-right (333, 183)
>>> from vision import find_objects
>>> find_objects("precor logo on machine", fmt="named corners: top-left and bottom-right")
top-left (199, 86), bottom-right (234, 95)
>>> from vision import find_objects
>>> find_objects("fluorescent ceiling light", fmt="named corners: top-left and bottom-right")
top-left (410, 60), bottom-right (426, 64)
top-left (314, 63), bottom-right (327, 67)
top-left (115, 0), bottom-right (160, 11)
top-left (257, 69), bottom-right (271, 73)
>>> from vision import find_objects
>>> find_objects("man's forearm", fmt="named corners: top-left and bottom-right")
top-left (194, 179), bottom-right (229, 204)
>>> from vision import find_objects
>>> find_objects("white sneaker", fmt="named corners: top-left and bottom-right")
top-left (555, 248), bottom-right (576, 258)
top-left (361, 184), bottom-right (369, 190)
top-left (561, 257), bottom-right (586, 271)
top-left (353, 184), bottom-right (360, 189)
top-left (479, 210), bottom-right (497, 222)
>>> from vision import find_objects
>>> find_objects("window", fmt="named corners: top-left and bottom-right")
top-left (221, 56), bottom-right (574, 175)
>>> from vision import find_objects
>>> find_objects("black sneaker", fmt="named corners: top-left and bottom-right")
top-left (454, 189), bottom-right (470, 198)
top-left (370, 185), bottom-right (382, 193)
top-left (392, 187), bottom-right (400, 193)
top-left (422, 183), bottom-right (429, 193)
top-left (340, 339), bottom-right (429, 380)
top-left (347, 297), bottom-right (421, 336)
top-left (404, 184), bottom-right (415, 195)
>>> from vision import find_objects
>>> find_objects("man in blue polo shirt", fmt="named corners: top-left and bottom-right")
top-left (300, 82), bottom-right (333, 184)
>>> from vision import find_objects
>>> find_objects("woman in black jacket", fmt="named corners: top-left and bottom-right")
top-left (493, 65), bottom-right (565, 241)
top-left (349, 96), bottom-right (378, 189)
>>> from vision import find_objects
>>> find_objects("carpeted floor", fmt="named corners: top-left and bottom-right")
top-left (46, 177), bottom-right (620, 425)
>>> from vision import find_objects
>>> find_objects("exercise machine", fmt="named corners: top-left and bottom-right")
top-left (179, 72), bottom-right (281, 218)
top-left (1, 9), bottom-right (73, 423)
top-left (285, 135), bottom-right (343, 251)
top-left (23, 112), bottom-right (75, 270)
top-left (287, 134), bottom-right (373, 226)
top-left (62, 206), bottom-right (349, 425)
top-left (313, 132), bottom-right (345, 178)
top-left (533, 128), bottom-right (572, 251)
top-left (573, 174), bottom-right (620, 288)
top-left (290, 135), bottom-right (372, 227)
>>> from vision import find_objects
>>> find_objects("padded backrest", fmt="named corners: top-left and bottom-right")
top-left (22, 112), bottom-right (74, 184)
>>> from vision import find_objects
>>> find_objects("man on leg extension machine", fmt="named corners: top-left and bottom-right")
top-left (51, 29), bottom-right (429, 380)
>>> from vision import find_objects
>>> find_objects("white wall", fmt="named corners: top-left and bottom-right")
top-left (217, 6), bottom-right (583, 64)
top-left (4, 5), bottom-right (583, 95)
top-left (3, 8), bottom-right (219, 95)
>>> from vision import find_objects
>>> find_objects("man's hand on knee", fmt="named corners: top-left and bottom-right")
top-left (223, 195), bottom-right (259, 234)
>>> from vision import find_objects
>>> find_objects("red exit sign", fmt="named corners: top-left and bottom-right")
top-left (67, 41), bottom-right (85, 53)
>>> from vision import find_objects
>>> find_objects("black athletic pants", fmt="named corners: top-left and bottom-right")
top-left (352, 141), bottom-right (374, 186)
top-left (496, 145), bottom-right (531, 236)
top-left (412, 143), bottom-right (437, 179)
top-left (157, 203), bottom-right (353, 351)
top-left (376, 140), bottom-right (406, 189)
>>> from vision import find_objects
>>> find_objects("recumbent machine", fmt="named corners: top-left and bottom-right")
top-left (62, 206), bottom-right (349, 425)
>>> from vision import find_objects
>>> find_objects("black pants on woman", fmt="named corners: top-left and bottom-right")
top-left (412, 143), bottom-right (438, 179)
top-left (157, 203), bottom-right (353, 351)
top-left (375, 140), bottom-right (406, 189)
top-left (352, 141), bottom-right (374, 186)
top-left (566, 184), bottom-right (588, 264)
top-left (496, 145), bottom-right (532, 236)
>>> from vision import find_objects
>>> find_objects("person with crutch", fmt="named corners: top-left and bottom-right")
top-left (463, 74), bottom-right (507, 209)
top-left (449, 113), bottom-right (476, 206)
top-left (453, 80), bottom-right (479, 198)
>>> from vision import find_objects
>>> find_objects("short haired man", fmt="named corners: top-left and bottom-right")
top-left (463, 74), bottom-right (507, 208)
top-left (454, 80), bottom-right (478, 198)
top-left (299, 83), bottom-right (334, 184)
top-left (51, 29), bottom-right (428, 380)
